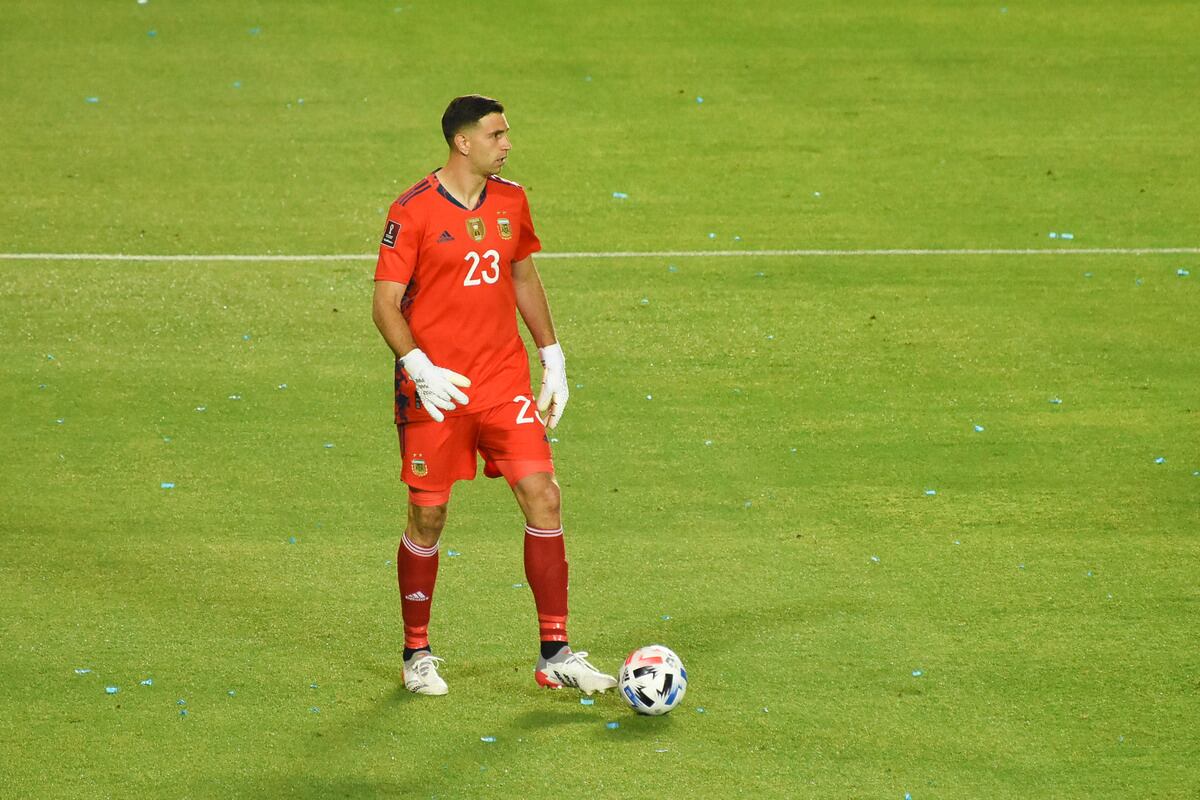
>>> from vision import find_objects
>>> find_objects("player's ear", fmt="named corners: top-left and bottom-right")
top-left (454, 131), bottom-right (470, 156)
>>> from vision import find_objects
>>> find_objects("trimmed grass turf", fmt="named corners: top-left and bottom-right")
top-left (2, 1), bottom-right (1199, 798)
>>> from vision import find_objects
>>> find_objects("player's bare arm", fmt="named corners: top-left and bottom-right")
top-left (372, 279), bottom-right (470, 422)
top-left (512, 255), bottom-right (557, 348)
top-left (371, 279), bottom-right (416, 357)
top-left (513, 255), bottom-right (570, 429)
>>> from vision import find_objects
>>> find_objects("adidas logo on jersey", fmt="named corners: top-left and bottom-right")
top-left (404, 591), bottom-right (430, 602)
top-left (436, 230), bottom-right (455, 243)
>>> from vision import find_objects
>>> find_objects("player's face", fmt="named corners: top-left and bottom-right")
top-left (465, 112), bottom-right (511, 174)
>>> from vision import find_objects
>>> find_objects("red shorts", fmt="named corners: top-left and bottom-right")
top-left (398, 394), bottom-right (554, 506)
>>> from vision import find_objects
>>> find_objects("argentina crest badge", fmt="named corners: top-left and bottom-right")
top-left (466, 217), bottom-right (485, 242)
top-left (411, 456), bottom-right (428, 478)
top-left (497, 217), bottom-right (512, 240)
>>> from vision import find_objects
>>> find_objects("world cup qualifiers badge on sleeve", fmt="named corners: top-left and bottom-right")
top-left (497, 217), bottom-right (512, 240)
top-left (467, 217), bottom-right (486, 242)
top-left (411, 456), bottom-right (428, 478)
top-left (382, 220), bottom-right (400, 248)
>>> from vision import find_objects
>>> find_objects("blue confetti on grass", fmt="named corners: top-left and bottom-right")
top-left (611, 192), bottom-right (628, 199)
top-left (668, 264), bottom-right (678, 273)
top-left (248, 27), bottom-right (261, 35)
top-left (447, 549), bottom-right (461, 557)
top-left (708, 232), bottom-right (716, 239)
top-left (232, 81), bottom-right (242, 89)
top-left (924, 489), bottom-right (937, 496)
top-left (580, 698), bottom-right (594, 706)
top-left (74, 668), bottom-right (92, 675)
top-left (870, 555), bottom-right (880, 563)
top-left (1154, 456), bottom-right (1165, 464)
top-left (287, 536), bottom-right (297, 544)
top-left (696, 96), bottom-right (704, 104)
top-left (140, 678), bottom-right (153, 686)
top-left (177, 699), bottom-right (186, 706)
top-left (661, 614), bottom-right (672, 620)
top-left (1061, 233), bottom-right (1075, 240)
top-left (309, 706), bottom-right (320, 714)
top-left (974, 424), bottom-right (985, 432)
top-left (695, 707), bottom-right (706, 713)
top-left (228, 690), bottom-right (236, 697)
top-left (160, 482), bottom-right (175, 489)
top-left (912, 670), bottom-right (923, 677)
top-left (106, 686), bottom-right (119, 695)
top-left (180, 709), bottom-right (188, 717)
top-left (480, 736), bottom-right (496, 743)
top-left (85, 96), bottom-right (100, 104)
top-left (1049, 397), bottom-right (1063, 405)
top-left (1177, 268), bottom-right (1190, 277)
top-left (606, 721), bottom-right (620, 729)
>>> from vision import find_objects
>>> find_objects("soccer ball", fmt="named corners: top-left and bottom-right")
top-left (618, 644), bottom-right (688, 716)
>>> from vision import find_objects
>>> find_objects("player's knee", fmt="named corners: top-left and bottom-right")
top-left (518, 474), bottom-right (560, 520)
top-left (408, 503), bottom-right (448, 545)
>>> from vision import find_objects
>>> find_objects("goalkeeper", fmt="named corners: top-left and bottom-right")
top-left (371, 94), bottom-right (616, 697)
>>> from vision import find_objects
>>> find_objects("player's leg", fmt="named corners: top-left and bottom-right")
top-left (478, 399), bottom-right (616, 694)
top-left (398, 491), bottom-right (450, 695)
top-left (510, 472), bottom-right (614, 694)
top-left (395, 416), bottom-right (479, 695)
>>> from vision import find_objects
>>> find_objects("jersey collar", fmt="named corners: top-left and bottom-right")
top-left (430, 170), bottom-right (488, 212)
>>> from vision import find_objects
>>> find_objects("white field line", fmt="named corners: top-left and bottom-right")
top-left (0, 248), bottom-right (1197, 263)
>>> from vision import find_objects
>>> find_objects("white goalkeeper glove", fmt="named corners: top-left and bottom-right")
top-left (400, 348), bottom-right (470, 423)
top-left (536, 342), bottom-right (569, 429)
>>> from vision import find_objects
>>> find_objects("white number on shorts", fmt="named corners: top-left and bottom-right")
top-left (463, 249), bottom-right (501, 286)
top-left (512, 395), bottom-right (544, 425)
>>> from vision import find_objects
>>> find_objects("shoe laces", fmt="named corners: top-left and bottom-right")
top-left (411, 655), bottom-right (444, 678)
top-left (562, 651), bottom-right (602, 673)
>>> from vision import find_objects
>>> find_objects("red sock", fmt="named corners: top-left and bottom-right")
top-left (398, 533), bottom-right (439, 650)
top-left (524, 524), bottom-right (568, 643)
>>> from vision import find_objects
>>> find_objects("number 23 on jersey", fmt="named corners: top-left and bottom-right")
top-left (463, 250), bottom-right (501, 286)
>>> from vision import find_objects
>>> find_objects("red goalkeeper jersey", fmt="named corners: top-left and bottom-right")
top-left (375, 170), bottom-right (542, 423)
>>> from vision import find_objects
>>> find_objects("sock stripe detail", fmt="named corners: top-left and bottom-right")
top-left (524, 525), bottom-right (563, 538)
top-left (402, 535), bottom-right (439, 557)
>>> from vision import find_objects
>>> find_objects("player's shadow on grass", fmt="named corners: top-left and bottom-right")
top-left (511, 707), bottom-right (670, 740)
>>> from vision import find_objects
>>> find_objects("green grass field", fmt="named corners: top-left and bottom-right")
top-left (2, 2), bottom-right (1198, 798)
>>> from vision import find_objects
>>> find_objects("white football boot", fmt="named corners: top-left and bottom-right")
top-left (534, 646), bottom-right (617, 695)
top-left (403, 652), bottom-right (448, 696)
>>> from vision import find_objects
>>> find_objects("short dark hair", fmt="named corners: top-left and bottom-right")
top-left (441, 95), bottom-right (505, 146)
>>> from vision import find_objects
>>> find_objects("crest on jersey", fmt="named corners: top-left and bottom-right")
top-left (382, 220), bottom-right (400, 248)
top-left (497, 217), bottom-right (512, 240)
top-left (411, 457), bottom-right (428, 477)
top-left (466, 217), bottom-right (486, 242)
